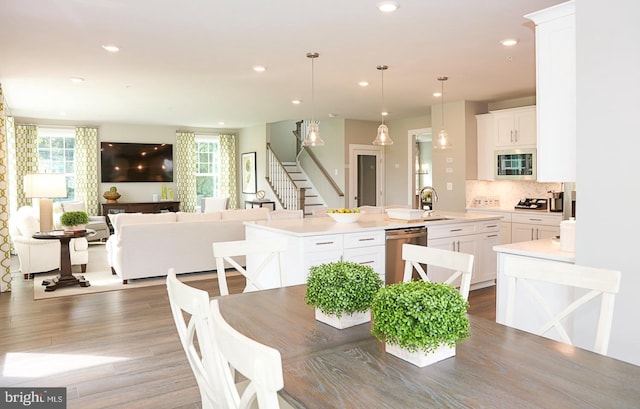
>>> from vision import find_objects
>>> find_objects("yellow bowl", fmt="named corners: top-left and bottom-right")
top-left (327, 212), bottom-right (362, 223)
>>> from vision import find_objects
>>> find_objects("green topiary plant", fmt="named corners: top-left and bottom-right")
top-left (371, 281), bottom-right (470, 353)
top-left (305, 261), bottom-right (383, 318)
top-left (60, 211), bottom-right (89, 227)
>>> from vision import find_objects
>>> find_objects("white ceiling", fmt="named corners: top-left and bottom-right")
top-left (0, 0), bottom-right (563, 129)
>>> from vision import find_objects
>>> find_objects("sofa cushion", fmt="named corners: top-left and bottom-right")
top-left (176, 211), bottom-right (222, 222)
top-left (61, 201), bottom-right (86, 213)
top-left (15, 207), bottom-right (40, 236)
top-left (111, 212), bottom-right (177, 235)
top-left (221, 208), bottom-right (270, 221)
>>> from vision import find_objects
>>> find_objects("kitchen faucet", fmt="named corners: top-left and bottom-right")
top-left (419, 186), bottom-right (439, 210)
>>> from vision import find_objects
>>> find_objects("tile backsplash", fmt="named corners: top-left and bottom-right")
top-left (465, 180), bottom-right (563, 209)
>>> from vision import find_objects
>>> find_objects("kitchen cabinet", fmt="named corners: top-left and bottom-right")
top-left (476, 113), bottom-right (495, 180)
top-left (466, 209), bottom-right (512, 244)
top-left (428, 220), bottom-right (499, 289)
top-left (526, 1), bottom-right (576, 182)
top-left (511, 213), bottom-right (561, 243)
top-left (492, 106), bottom-right (537, 148)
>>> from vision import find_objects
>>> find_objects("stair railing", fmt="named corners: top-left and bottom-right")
top-left (295, 121), bottom-right (344, 198)
top-left (266, 143), bottom-right (306, 210)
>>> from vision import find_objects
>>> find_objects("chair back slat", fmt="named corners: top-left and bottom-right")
top-left (213, 239), bottom-right (288, 296)
top-left (401, 244), bottom-right (474, 301)
top-left (503, 256), bottom-right (621, 355)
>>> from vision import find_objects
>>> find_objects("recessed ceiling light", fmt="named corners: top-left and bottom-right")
top-left (218, 122), bottom-right (225, 126)
top-left (377, 1), bottom-right (399, 12)
top-left (253, 66), bottom-right (266, 72)
top-left (381, 111), bottom-right (389, 116)
top-left (500, 39), bottom-right (518, 47)
top-left (58, 112), bottom-right (67, 116)
top-left (358, 81), bottom-right (369, 87)
top-left (292, 100), bottom-right (302, 105)
top-left (433, 92), bottom-right (442, 97)
top-left (102, 44), bottom-right (120, 52)
top-left (69, 77), bottom-right (85, 83)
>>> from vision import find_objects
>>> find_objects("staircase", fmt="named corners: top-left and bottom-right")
top-left (281, 162), bottom-right (326, 216)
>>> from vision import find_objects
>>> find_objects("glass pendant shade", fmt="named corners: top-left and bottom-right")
top-left (303, 121), bottom-right (324, 146)
top-left (434, 128), bottom-right (452, 149)
top-left (302, 52), bottom-right (325, 147)
top-left (373, 123), bottom-right (392, 146)
top-left (433, 76), bottom-right (451, 150)
top-left (372, 65), bottom-right (393, 145)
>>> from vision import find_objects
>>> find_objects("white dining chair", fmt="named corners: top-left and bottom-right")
top-left (503, 256), bottom-right (621, 355)
top-left (209, 299), bottom-right (293, 409)
top-left (165, 269), bottom-right (220, 409)
top-left (267, 209), bottom-right (303, 220)
top-left (213, 238), bottom-right (288, 296)
top-left (401, 243), bottom-right (474, 301)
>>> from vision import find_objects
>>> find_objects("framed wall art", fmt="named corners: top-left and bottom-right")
top-left (241, 151), bottom-right (257, 194)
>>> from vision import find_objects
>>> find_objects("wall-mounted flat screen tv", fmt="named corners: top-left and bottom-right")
top-left (101, 142), bottom-right (173, 182)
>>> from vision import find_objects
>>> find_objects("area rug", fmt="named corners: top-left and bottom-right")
top-left (33, 245), bottom-right (230, 300)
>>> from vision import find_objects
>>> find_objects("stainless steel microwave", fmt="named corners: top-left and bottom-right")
top-left (495, 148), bottom-right (536, 180)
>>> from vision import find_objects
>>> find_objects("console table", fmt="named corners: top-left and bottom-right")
top-left (245, 199), bottom-right (275, 210)
top-left (102, 201), bottom-right (180, 232)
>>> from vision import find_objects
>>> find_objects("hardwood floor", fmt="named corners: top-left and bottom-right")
top-left (0, 262), bottom-right (495, 409)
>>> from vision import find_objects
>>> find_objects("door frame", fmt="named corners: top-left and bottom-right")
top-left (407, 128), bottom-right (431, 208)
top-left (348, 144), bottom-right (385, 209)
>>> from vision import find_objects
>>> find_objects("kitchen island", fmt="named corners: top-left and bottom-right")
top-left (243, 211), bottom-right (502, 290)
top-left (494, 237), bottom-right (576, 343)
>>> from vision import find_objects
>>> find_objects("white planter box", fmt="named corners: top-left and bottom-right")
top-left (315, 309), bottom-right (371, 329)
top-left (385, 343), bottom-right (455, 367)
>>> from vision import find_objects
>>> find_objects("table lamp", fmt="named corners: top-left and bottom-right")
top-left (24, 173), bottom-right (67, 232)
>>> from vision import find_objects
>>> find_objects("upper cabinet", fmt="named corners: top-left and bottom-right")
top-left (526, 1), bottom-right (576, 182)
top-left (476, 113), bottom-right (494, 181)
top-left (476, 106), bottom-right (536, 181)
top-left (492, 106), bottom-right (537, 148)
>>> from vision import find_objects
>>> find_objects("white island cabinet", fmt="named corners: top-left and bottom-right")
top-left (244, 212), bottom-right (502, 291)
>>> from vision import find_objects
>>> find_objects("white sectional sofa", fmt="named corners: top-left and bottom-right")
top-left (106, 208), bottom-right (270, 283)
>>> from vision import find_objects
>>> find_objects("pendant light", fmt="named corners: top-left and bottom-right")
top-left (372, 65), bottom-right (393, 146)
top-left (302, 52), bottom-right (324, 146)
top-left (434, 76), bottom-right (452, 150)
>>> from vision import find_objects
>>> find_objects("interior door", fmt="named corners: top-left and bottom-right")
top-left (349, 145), bottom-right (384, 209)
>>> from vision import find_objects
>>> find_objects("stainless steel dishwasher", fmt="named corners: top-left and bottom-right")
top-left (385, 226), bottom-right (427, 285)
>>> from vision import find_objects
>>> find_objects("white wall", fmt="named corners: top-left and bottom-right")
top-left (576, 0), bottom-right (640, 365)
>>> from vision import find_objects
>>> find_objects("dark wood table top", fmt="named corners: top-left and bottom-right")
top-left (217, 285), bottom-right (640, 409)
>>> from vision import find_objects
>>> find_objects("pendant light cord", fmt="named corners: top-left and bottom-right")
top-left (311, 56), bottom-right (315, 122)
top-left (381, 67), bottom-right (385, 125)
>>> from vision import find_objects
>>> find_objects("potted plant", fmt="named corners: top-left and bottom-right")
top-left (371, 281), bottom-right (470, 367)
top-left (60, 210), bottom-right (90, 231)
top-left (305, 260), bottom-right (383, 329)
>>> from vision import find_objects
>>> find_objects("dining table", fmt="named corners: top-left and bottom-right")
top-left (216, 285), bottom-right (640, 409)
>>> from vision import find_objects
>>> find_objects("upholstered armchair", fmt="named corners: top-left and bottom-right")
top-left (201, 197), bottom-right (230, 212)
top-left (10, 206), bottom-right (89, 279)
top-left (53, 201), bottom-right (110, 242)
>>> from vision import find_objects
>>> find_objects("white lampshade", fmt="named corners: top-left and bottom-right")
top-left (24, 173), bottom-right (67, 198)
top-left (24, 173), bottom-right (67, 232)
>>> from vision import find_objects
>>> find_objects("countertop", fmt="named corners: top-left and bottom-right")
top-left (493, 237), bottom-right (575, 263)
top-left (244, 211), bottom-right (502, 237)
top-left (466, 207), bottom-right (564, 216)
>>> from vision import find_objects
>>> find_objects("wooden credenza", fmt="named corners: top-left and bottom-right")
top-left (102, 201), bottom-right (181, 232)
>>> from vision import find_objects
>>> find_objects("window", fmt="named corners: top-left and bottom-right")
top-left (195, 135), bottom-right (220, 207)
top-left (37, 127), bottom-right (75, 200)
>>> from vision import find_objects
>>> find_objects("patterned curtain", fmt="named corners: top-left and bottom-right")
top-left (75, 127), bottom-right (100, 215)
top-left (175, 131), bottom-right (197, 212)
top-left (219, 134), bottom-right (238, 209)
top-left (13, 124), bottom-right (38, 209)
top-left (0, 84), bottom-right (12, 292)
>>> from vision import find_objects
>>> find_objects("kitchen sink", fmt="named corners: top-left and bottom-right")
top-left (423, 213), bottom-right (456, 222)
